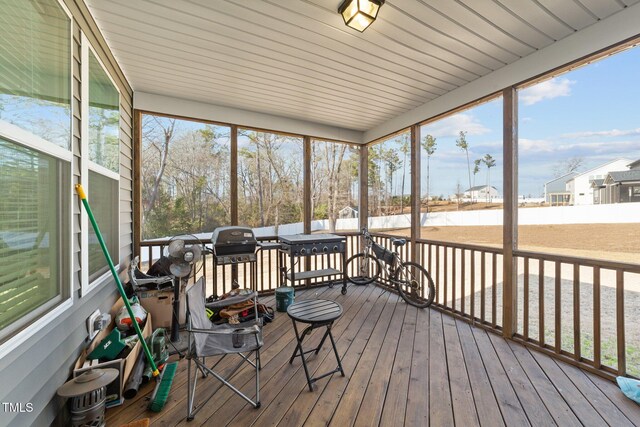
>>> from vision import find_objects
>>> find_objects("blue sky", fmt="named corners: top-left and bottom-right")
top-left (418, 44), bottom-right (640, 198)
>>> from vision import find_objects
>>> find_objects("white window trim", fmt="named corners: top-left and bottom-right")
top-left (0, 0), bottom-right (74, 359)
top-left (80, 32), bottom-right (122, 297)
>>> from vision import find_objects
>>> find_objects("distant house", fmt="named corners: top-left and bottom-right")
top-left (464, 185), bottom-right (499, 202)
top-left (602, 170), bottom-right (640, 204)
top-left (590, 179), bottom-right (605, 204)
top-left (565, 158), bottom-right (631, 205)
top-left (338, 205), bottom-right (358, 219)
top-left (544, 172), bottom-right (578, 206)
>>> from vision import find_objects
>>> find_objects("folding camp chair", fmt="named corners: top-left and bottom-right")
top-left (185, 278), bottom-right (262, 421)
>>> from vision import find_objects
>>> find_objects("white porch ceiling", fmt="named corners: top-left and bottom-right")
top-left (86, 0), bottom-right (637, 133)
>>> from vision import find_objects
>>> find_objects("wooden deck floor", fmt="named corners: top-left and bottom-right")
top-left (106, 284), bottom-right (640, 426)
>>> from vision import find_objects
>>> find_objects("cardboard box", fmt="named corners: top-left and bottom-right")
top-left (138, 288), bottom-right (185, 328)
top-left (74, 297), bottom-right (152, 406)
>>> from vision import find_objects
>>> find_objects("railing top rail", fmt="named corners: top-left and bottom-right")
top-left (140, 235), bottom-right (281, 246)
top-left (141, 231), bottom-right (362, 247)
top-left (514, 249), bottom-right (640, 273)
top-left (415, 237), bottom-right (503, 254)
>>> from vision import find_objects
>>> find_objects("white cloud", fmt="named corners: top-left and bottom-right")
top-left (519, 138), bottom-right (640, 156)
top-left (422, 113), bottom-right (490, 138)
top-left (561, 128), bottom-right (640, 139)
top-left (519, 77), bottom-right (574, 106)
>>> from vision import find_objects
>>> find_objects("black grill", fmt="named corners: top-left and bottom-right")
top-left (211, 226), bottom-right (258, 265)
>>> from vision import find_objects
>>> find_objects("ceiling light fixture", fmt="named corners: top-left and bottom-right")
top-left (338, 0), bottom-right (385, 32)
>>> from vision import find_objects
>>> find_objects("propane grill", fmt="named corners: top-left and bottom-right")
top-left (211, 226), bottom-right (258, 265)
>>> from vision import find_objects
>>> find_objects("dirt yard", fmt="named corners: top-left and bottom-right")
top-left (390, 223), bottom-right (640, 264)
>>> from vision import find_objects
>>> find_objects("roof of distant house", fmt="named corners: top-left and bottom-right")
top-left (590, 179), bottom-right (605, 187)
top-left (606, 170), bottom-right (640, 182)
top-left (465, 185), bottom-right (497, 192)
top-left (567, 158), bottom-right (632, 181)
top-left (628, 159), bottom-right (640, 169)
top-left (544, 171), bottom-right (579, 186)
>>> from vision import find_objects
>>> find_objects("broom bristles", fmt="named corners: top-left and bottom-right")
top-left (148, 361), bottom-right (178, 412)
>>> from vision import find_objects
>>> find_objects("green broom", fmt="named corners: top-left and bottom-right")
top-left (76, 184), bottom-right (176, 412)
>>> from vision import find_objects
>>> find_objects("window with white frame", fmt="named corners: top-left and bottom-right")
top-left (0, 0), bottom-right (72, 344)
top-left (83, 44), bottom-right (120, 287)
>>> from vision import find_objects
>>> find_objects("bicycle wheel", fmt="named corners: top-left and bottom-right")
top-left (393, 261), bottom-right (435, 308)
top-left (345, 253), bottom-right (381, 285)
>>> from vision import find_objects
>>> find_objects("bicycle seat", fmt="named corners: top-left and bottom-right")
top-left (391, 238), bottom-right (406, 247)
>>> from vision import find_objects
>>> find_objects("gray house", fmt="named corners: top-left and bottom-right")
top-left (544, 172), bottom-right (579, 205)
top-left (603, 170), bottom-right (640, 204)
top-left (590, 179), bottom-right (606, 204)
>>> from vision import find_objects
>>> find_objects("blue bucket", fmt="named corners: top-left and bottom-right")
top-left (275, 287), bottom-right (295, 312)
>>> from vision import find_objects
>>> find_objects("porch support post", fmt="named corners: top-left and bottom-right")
top-left (303, 136), bottom-right (312, 287)
top-left (303, 136), bottom-right (312, 234)
top-left (503, 87), bottom-right (518, 337)
top-left (410, 124), bottom-right (421, 264)
top-left (359, 145), bottom-right (368, 251)
top-left (133, 109), bottom-right (142, 257)
top-left (230, 125), bottom-right (238, 226)
top-left (230, 125), bottom-right (239, 283)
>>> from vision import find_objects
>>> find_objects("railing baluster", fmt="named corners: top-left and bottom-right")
top-left (436, 245), bottom-right (440, 305)
top-left (452, 248), bottom-right (457, 312)
top-left (616, 269), bottom-right (626, 375)
top-left (555, 261), bottom-right (561, 353)
top-left (539, 259), bottom-right (545, 346)
top-left (524, 256), bottom-right (529, 340)
top-left (594, 267), bottom-right (601, 369)
top-left (481, 252), bottom-right (486, 323)
top-left (470, 249), bottom-right (475, 322)
top-left (492, 253), bottom-right (497, 329)
top-left (444, 247), bottom-right (448, 308)
top-left (573, 263), bottom-right (581, 360)
top-left (461, 249), bottom-right (466, 315)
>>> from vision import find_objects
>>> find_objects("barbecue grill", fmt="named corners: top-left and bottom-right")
top-left (211, 226), bottom-right (258, 265)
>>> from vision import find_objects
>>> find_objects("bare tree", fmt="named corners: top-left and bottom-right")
top-left (143, 116), bottom-right (176, 212)
top-left (553, 156), bottom-right (584, 178)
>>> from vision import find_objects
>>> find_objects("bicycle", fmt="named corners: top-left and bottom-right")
top-left (345, 227), bottom-right (435, 308)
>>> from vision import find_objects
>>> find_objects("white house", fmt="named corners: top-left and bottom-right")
top-left (464, 185), bottom-right (499, 202)
top-left (338, 206), bottom-right (358, 219)
top-left (565, 158), bottom-right (632, 205)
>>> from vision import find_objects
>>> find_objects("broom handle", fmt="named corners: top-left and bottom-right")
top-left (76, 184), bottom-right (159, 377)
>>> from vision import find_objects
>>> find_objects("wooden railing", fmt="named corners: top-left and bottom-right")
top-left (139, 232), bottom-right (638, 379)
top-left (368, 233), bottom-right (639, 379)
top-left (139, 233), bottom-right (361, 296)
top-left (512, 250), bottom-right (640, 379)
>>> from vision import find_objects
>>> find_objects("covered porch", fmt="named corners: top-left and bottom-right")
top-left (106, 285), bottom-right (640, 426)
top-left (2, 1), bottom-right (640, 426)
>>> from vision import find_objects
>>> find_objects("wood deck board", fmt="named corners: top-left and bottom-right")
top-left (555, 359), bottom-right (636, 427)
top-left (488, 333), bottom-right (556, 426)
top-left (442, 314), bottom-right (480, 427)
top-left (243, 284), bottom-right (377, 427)
top-left (378, 305), bottom-right (417, 427)
top-left (106, 285), bottom-right (640, 427)
top-left (506, 340), bottom-right (581, 426)
top-left (455, 319), bottom-right (505, 427)
top-left (270, 285), bottom-right (386, 427)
